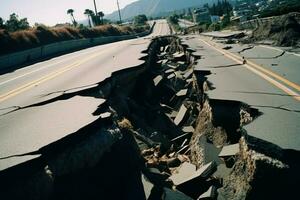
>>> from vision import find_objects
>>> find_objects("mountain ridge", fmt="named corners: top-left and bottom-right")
top-left (106, 0), bottom-right (218, 21)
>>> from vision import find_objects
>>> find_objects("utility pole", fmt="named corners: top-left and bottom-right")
top-left (93, 0), bottom-right (99, 25)
top-left (117, 0), bottom-right (122, 23)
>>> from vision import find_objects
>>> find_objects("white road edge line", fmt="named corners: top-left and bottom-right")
top-left (0, 43), bottom-right (124, 87)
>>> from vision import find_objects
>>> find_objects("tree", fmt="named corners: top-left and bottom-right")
top-left (5, 13), bottom-right (30, 32)
top-left (98, 11), bottom-right (105, 24)
top-left (168, 14), bottom-right (179, 25)
top-left (84, 9), bottom-right (94, 27)
top-left (0, 17), bottom-right (6, 29)
top-left (134, 14), bottom-right (148, 25)
top-left (67, 9), bottom-right (77, 26)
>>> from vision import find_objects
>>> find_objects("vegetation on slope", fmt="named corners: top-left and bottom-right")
top-left (0, 13), bottom-right (149, 56)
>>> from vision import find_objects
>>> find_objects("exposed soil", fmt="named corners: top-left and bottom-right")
top-left (248, 13), bottom-right (300, 47)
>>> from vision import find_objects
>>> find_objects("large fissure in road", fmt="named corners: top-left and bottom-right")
top-left (0, 36), bottom-right (299, 200)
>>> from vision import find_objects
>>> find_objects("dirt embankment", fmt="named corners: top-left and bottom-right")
top-left (248, 13), bottom-right (300, 46)
top-left (0, 24), bottom-right (149, 56)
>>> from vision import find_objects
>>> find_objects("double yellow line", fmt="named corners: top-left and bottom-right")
top-left (200, 39), bottom-right (300, 102)
top-left (0, 50), bottom-right (107, 103)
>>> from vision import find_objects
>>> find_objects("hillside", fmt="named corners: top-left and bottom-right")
top-left (106, 0), bottom-right (218, 21)
top-left (0, 24), bottom-right (149, 56)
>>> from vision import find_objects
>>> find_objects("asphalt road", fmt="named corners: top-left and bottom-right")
top-left (0, 20), bottom-right (170, 170)
top-left (182, 35), bottom-right (300, 151)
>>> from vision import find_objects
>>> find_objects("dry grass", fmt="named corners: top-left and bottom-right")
top-left (117, 118), bottom-right (134, 130)
top-left (0, 24), bottom-right (149, 56)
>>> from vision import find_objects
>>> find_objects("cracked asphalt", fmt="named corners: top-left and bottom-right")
top-left (0, 20), bottom-right (171, 170)
top-left (181, 35), bottom-right (300, 151)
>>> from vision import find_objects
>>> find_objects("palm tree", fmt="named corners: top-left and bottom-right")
top-left (67, 9), bottom-right (77, 26)
top-left (84, 9), bottom-right (93, 27)
top-left (98, 11), bottom-right (104, 24)
top-left (93, 0), bottom-right (99, 25)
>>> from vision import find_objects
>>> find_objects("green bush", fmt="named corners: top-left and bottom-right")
top-left (134, 15), bottom-right (148, 25)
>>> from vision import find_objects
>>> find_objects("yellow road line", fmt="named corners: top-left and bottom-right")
top-left (202, 39), bottom-right (300, 92)
top-left (200, 39), bottom-right (300, 102)
top-left (0, 50), bottom-right (106, 103)
top-left (0, 47), bottom-right (110, 86)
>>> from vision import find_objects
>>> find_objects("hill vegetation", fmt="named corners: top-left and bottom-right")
top-left (260, 0), bottom-right (300, 18)
top-left (0, 13), bottom-right (149, 56)
top-left (106, 0), bottom-right (218, 21)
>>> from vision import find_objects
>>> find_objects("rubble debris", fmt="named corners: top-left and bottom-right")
top-left (183, 69), bottom-right (193, 80)
top-left (170, 162), bottom-right (217, 199)
top-left (182, 126), bottom-right (195, 133)
top-left (172, 52), bottom-right (186, 62)
top-left (197, 186), bottom-right (217, 200)
top-left (174, 104), bottom-right (188, 126)
top-left (180, 139), bottom-right (189, 148)
top-left (167, 73), bottom-right (176, 80)
top-left (165, 69), bottom-right (176, 74)
top-left (167, 111), bottom-right (178, 119)
top-left (170, 162), bottom-right (217, 186)
top-left (169, 162), bottom-right (197, 185)
top-left (154, 75), bottom-right (163, 86)
top-left (177, 145), bottom-right (190, 154)
top-left (142, 173), bottom-right (155, 199)
top-left (166, 64), bottom-right (178, 69)
top-left (99, 112), bottom-right (112, 119)
top-left (176, 89), bottom-right (188, 97)
top-left (171, 132), bottom-right (192, 142)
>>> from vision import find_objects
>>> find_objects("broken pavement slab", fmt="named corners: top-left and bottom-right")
top-left (166, 63), bottom-right (178, 69)
top-left (197, 186), bottom-right (217, 200)
top-left (182, 126), bottom-right (195, 133)
top-left (167, 73), bottom-right (176, 80)
top-left (174, 104), bottom-right (188, 126)
top-left (165, 69), bottom-right (176, 74)
top-left (218, 144), bottom-right (240, 158)
top-left (0, 96), bottom-right (106, 171)
top-left (170, 162), bottom-right (217, 186)
top-left (183, 69), bottom-right (194, 80)
top-left (154, 75), bottom-right (163, 86)
top-left (142, 173), bottom-right (155, 200)
top-left (176, 89), bottom-right (188, 97)
top-left (169, 162), bottom-right (197, 185)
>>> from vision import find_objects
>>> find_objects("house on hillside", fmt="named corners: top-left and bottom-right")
top-left (233, 9), bottom-right (252, 22)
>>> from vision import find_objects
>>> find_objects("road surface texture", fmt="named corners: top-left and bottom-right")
top-left (181, 35), bottom-right (300, 151)
top-left (0, 20), bottom-right (171, 170)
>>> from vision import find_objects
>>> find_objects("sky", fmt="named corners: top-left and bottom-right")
top-left (0, 0), bottom-right (138, 26)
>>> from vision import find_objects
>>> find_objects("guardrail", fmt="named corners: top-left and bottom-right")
top-left (0, 23), bottom-right (155, 70)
